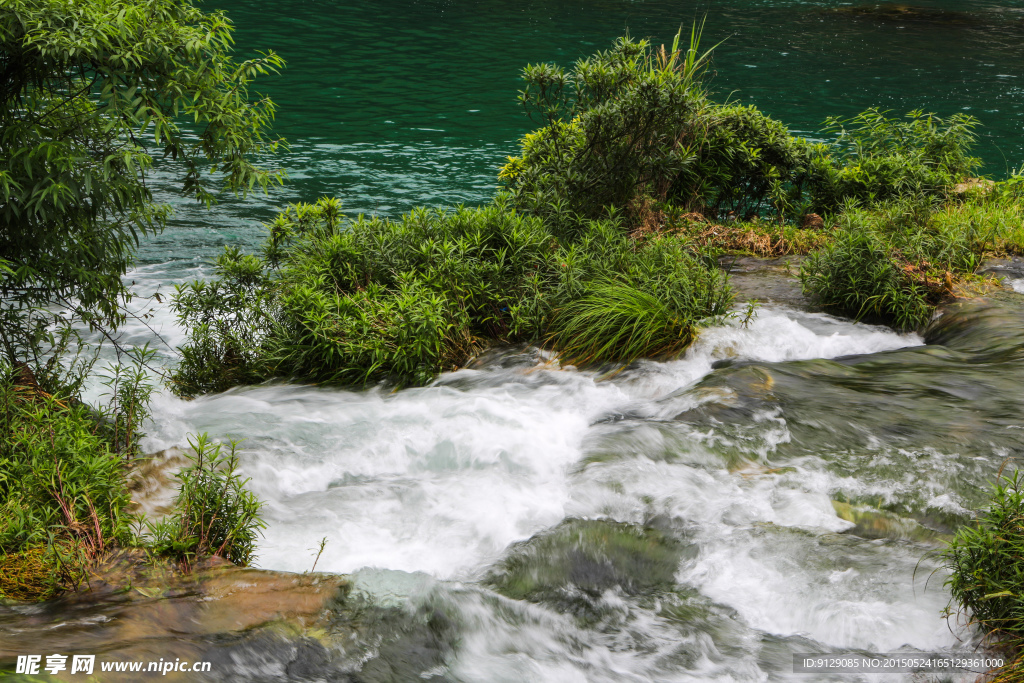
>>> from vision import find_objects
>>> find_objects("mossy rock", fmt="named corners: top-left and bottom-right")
top-left (832, 501), bottom-right (944, 543)
top-left (484, 519), bottom-right (683, 610)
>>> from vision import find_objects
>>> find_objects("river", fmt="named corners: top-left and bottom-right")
top-left (65, 0), bottom-right (1024, 680)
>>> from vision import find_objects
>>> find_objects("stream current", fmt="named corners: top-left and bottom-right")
top-left (94, 288), bottom-right (1024, 681)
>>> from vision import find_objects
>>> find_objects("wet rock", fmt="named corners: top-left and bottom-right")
top-left (484, 519), bottom-right (684, 617)
top-left (0, 554), bottom-right (352, 681)
top-left (323, 572), bottom-right (460, 683)
top-left (127, 447), bottom-right (191, 518)
top-left (831, 501), bottom-right (945, 543)
top-left (717, 255), bottom-right (815, 309)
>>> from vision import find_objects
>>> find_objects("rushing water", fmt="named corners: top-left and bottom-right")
top-left (40, 0), bottom-right (1024, 680)
top-left (100, 300), bottom-right (1024, 681)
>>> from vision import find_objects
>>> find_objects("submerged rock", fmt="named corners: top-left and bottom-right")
top-left (830, 3), bottom-right (981, 27)
top-left (831, 501), bottom-right (945, 543)
top-left (718, 255), bottom-right (812, 309)
top-left (483, 519), bottom-right (684, 618)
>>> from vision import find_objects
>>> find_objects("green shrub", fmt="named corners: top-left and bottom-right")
top-left (500, 32), bottom-right (989, 234)
top-left (800, 199), bottom-right (988, 330)
top-left (0, 363), bottom-right (138, 598)
top-left (696, 103), bottom-right (823, 220)
top-left (945, 472), bottom-right (1024, 657)
top-left (499, 32), bottom-right (821, 232)
top-left (801, 227), bottom-right (933, 331)
top-left (147, 434), bottom-right (264, 568)
top-left (96, 346), bottom-right (157, 458)
top-left (172, 198), bottom-right (561, 394)
top-left (937, 179), bottom-right (1024, 257)
top-left (172, 198), bottom-right (733, 392)
top-left (0, 368), bottom-right (135, 557)
top-left (1, 356), bottom-right (264, 598)
top-left (808, 109), bottom-right (981, 213)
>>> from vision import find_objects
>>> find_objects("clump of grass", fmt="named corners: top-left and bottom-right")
top-left (551, 279), bottom-right (696, 364)
top-left (800, 231), bottom-right (935, 331)
top-left (945, 472), bottom-right (1024, 679)
top-left (936, 182), bottom-right (1024, 258)
top-left (146, 434), bottom-right (265, 568)
top-left (550, 232), bottom-right (731, 363)
top-left (0, 374), bottom-right (135, 556)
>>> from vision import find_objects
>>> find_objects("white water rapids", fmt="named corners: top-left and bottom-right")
top-left (91, 262), bottom-right (989, 681)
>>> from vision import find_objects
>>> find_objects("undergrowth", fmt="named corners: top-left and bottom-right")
top-left (0, 359), bottom-right (266, 601)
top-left (171, 198), bottom-right (733, 394)
top-left (800, 185), bottom-right (1024, 328)
top-left (945, 472), bottom-right (1024, 681)
top-left (0, 363), bottom-right (138, 599)
top-left (146, 434), bottom-right (264, 568)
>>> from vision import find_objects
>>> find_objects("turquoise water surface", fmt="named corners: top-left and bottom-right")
top-left (143, 0), bottom-right (1024, 270)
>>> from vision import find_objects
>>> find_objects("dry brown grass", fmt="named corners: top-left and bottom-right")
top-left (631, 212), bottom-right (831, 256)
top-left (984, 653), bottom-right (1024, 683)
top-left (0, 545), bottom-right (85, 601)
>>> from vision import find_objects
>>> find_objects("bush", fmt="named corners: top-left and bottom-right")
top-left (172, 198), bottom-right (560, 394)
top-left (696, 103), bottom-right (823, 220)
top-left (938, 179), bottom-right (1024, 257)
top-left (499, 32), bottom-right (821, 232)
top-left (800, 199), bottom-right (987, 330)
top-left (1, 355), bottom-right (265, 598)
top-left (0, 369), bottom-right (135, 556)
top-left (500, 33), bottom-right (988, 235)
top-left (146, 434), bottom-right (265, 568)
top-left (945, 472), bottom-right (1024, 674)
top-left (800, 226), bottom-right (934, 331)
top-left (807, 109), bottom-right (981, 213)
top-left (172, 198), bottom-right (733, 393)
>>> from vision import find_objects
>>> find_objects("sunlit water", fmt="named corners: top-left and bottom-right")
top-left (60, 0), bottom-right (1024, 679)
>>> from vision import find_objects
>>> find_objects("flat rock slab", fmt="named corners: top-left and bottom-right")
top-left (718, 255), bottom-right (816, 309)
top-left (0, 554), bottom-right (351, 681)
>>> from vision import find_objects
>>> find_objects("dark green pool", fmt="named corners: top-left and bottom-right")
top-left (143, 0), bottom-right (1024, 265)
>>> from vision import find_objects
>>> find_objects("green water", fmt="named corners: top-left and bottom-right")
top-left (142, 0), bottom-right (1024, 269)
